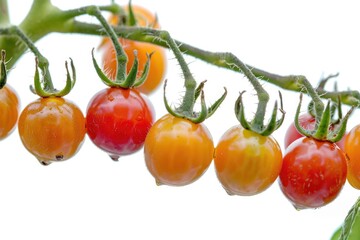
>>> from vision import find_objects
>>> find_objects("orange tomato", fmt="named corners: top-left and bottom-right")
top-left (102, 40), bottom-right (166, 94)
top-left (214, 125), bottom-right (283, 196)
top-left (18, 97), bottom-right (86, 165)
top-left (144, 114), bottom-right (214, 186)
top-left (100, 5), bottom-right (166, 94)
top-left (345, 124), bottom-right (360, 189)
top-left (0, 85), bottom-right (19, 140)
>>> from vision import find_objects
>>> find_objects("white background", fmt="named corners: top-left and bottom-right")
top-left (1, 0), bottom-right (360, 239)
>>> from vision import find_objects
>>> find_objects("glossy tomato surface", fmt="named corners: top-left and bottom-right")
top-left (18, 97), bottom-right (86, 165)
top-left (0, 85), bottom-right (19, 140)
top-left (345, 124), bottom-right (360, 189)
top-left (86, 87), bottom-right (155, 160)
top-left (214, 125), bottom-right (283, 196)
top-left (279, 137), bottom-right (347, 209)
top-left (144, 114), bottom-right (214, 186)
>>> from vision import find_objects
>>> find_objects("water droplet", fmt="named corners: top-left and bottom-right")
top-left (109, 154), bottom-right (119, 161)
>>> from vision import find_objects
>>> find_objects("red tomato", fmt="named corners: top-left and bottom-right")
top-left (214, 125), bottom-right (283, 196)
top-left (279, 137), bottom-right (347, 209)
top-left (345, 124), bottom-right (360, 189)
top-left (284, 113), bottom-right (316, 149)
top-left (284, 113), bottom-right (346, 151)
top-left (18, 97), bottom-right (86, 165)
top-left (0, 85), bottom-right (19, 140)
top-left (144, 114), bottom-right (214, 186)
top-left (86, 87), bottom-right (155, 160)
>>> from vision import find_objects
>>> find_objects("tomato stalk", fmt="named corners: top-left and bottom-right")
top-left (2, 25), bottom-right (75, 97)
top-left (84, 5), bottom-right (151, 89)
top-left (156, 30), bottom-right (227, 123)
top-left (0, 49), bottom-right (6, 88)
top-left (294, 78), bottom-right (357, 142)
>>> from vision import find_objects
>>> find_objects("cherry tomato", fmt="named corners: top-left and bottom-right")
top-left (284, 113), bottom-right (315, 149)
top-left (284, 113), bottom-right (346, 151)
top-left (214, 125), bottom-right (282, 196)
top-left (279, 137), bottom-right (347, 209)
top-left (102, 40), bottom-right (166, 94)
top-left (0, 85), bottom-right (19, 140)
top-left (100, 5), bottom-right (167, 94)
top-left (86, 87), bottom-right (155, 160)
top-left (144, 114), bottom-right (214, 186)
top-left (18, 97), bottom-right (86, 165)
top-left (345, 124), bottom-right (360, 189)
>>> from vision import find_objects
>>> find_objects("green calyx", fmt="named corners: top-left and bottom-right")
top-left (30, 56), bottom-right (76, 97)
top-left (163, 79), bottom-right (227, 124)
top-left (235, 90), bottom-right (285, 136)
top-left (0, 49), bottom-right (7, 88)
top-left (295, 93), bottom-right (356, 142)
top-left (88, 5), bottom-right (151, 89)
top-left (91, 48), bottom-right (152, 88)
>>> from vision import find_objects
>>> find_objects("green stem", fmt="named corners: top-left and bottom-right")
top-left (6, 25), bottom-right (54, 91)
top-left (297, 75), bottom-right (324, 121)
top-left (159, 31), bottom-right (197, 114)
top-left (0, 0), bottom-right (9, 27)
top-left (85, 5), bottom-right (127, 80)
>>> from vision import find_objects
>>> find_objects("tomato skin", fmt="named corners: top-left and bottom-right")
top-left (284, 113), bottom-right (316, 149)
top-left (144, 114), bottom-right (214, 186)
top-left (18, 97), bottom-right (86, 165)
top-left (279, 137), bottom-right (347, 209)
top-left (345, 124), bottom-right (360, 189)
top-left (214, 125), bottom-right (283, 196)
top-left (0, 85), bottom-right (19, 140)
top-left (86, 87), bottom-right (155, 160)
top-left (102, 39), bottom-right (167, 94)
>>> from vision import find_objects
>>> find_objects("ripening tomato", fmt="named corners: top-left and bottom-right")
top-left (214, 125), bottom-right (282, 196)
top-left (284, 113), bottom-right (316, 149)
top-left (18, 97), bottom-right (86, 165)
top-left (345, 124), bottom-right (360, 189)
top-left (279, 137), bottom-right (347, 209)
top-left (0, 85), bottom-right (19, 140)
top-left (86, 87), bottom-right (155, 160)
top-left (144, 114), bottom-right (214, 186)
top-left (100, 5), bottom-right (167, 94)
top-left (102, 39), bottom-right (167, 95)
top-left (284, 113), bottom-right (346, 151)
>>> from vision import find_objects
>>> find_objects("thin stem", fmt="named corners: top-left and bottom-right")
top-left (159, 31), bottom-right (197, 114)
top-left (7, 26), bottom-right (54, 91)
top-left (86, 6), bottom-right (127, 80)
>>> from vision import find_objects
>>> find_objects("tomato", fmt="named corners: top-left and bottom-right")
top-left (18, 97), bottom-right (86, 165)
top-left (284, 113), bottom-right (346, 151)
top-left (284, 113), bottom-right (316, 149)
top-left (0, 85), bottom-right (19, 140)
top-left (102, 40), bottom-right (166, 94)
top-left (100, 5), bottom-right (167, 94)
top-left (214, 125), bottom-right (282, 196)
top-left (86, 87), bottom-right (155, 160)
top-left (345, 124), bottom-right (360, 189)
top-left (279, 137), bottom-right (347, 209)
top-left (144, 114), bottom-right (214, 186)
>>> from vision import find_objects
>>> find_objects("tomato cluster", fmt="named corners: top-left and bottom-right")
top-left (1, 3), bottom-right (359, 213)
